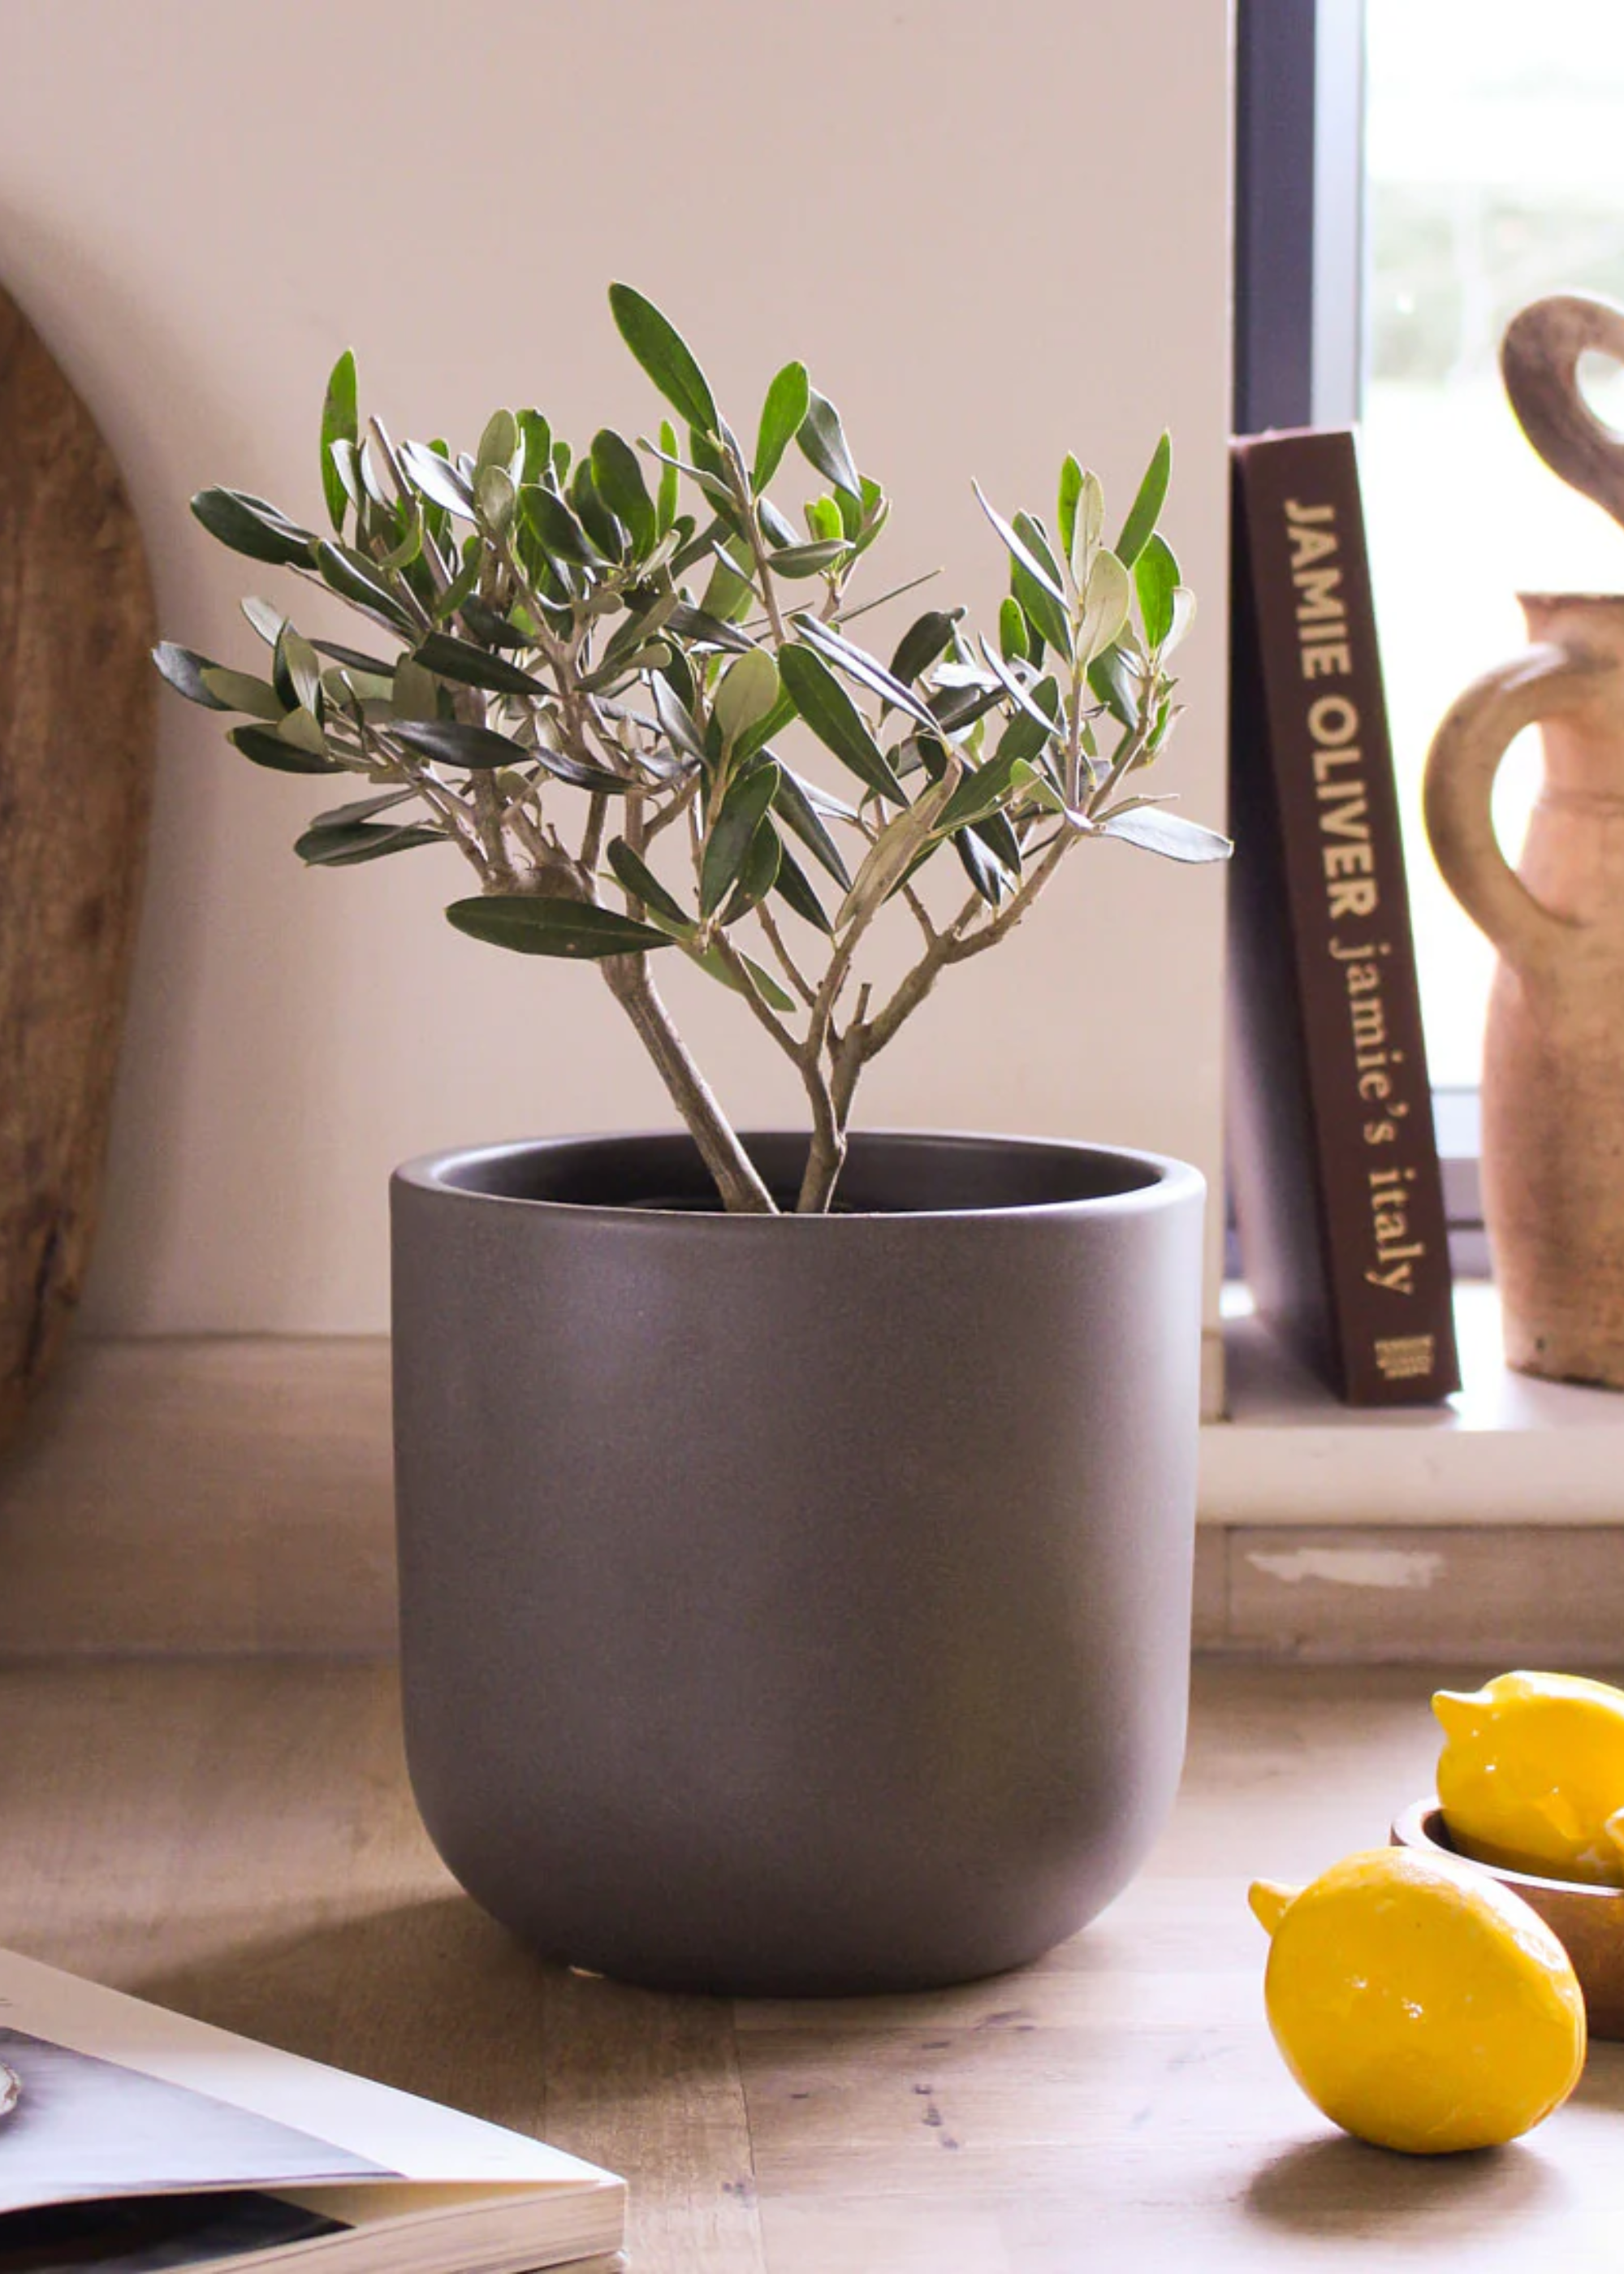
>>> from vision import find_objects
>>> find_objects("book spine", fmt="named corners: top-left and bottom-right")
top-left (1230, 429), bottom-right (1460, 1403)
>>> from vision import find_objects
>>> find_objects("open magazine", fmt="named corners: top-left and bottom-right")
top-left (0, 1949), bottom-right (624, 2273)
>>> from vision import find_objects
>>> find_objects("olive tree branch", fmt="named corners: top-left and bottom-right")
top-left (705, 934), bottom-right (803, 1059)
top-left (578, 790), bottom-right (610, 875)
top-left (853, 824), bottom-right (1079, 1070)
top-left (715, 434), bottom-right (794, 653)
top-left (793, 772), bottom-right (959, 1213)
top-left (901, 880), bottom-right (939, 948)
top-left (470, 772), bottom-right (520, 885)
top-left (1089, 734), bottom-right (1150, 815)
top-left (644, 773), bottom-right (702, 842)
top-left (600, 955), bottom-right (777, 1214)
top-left (352, 721), bottom-right (488, 871)
top-left (752, 901), bottom-right (817, 1006)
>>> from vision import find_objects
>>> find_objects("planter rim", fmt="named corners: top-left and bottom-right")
top-left (392, 1126), bottom-right (1204, 1227)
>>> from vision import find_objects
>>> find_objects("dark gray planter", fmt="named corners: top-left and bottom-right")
top-left (391, 1130), bottom-right (1205, 1996)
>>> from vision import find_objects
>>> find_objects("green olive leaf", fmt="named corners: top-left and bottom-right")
top-left (296, 817), bottom-right (443, 866)
top-left (701, 761), bottom-right (781, 917)
top-left (712, 650), bottom-right (782, 746)
top-left (971, 482), bottom-right (1064, 608)
top-left (1099, 806), bottom-right (1231, 862)
top-left (606, 838), bottom-right (695, 934)
top-left (476, 409), bottom-right (520, 478)
top-left (516, 410), bottom-right (553, 487)
top-left (1079, 548), bottom-right (1134, 666)
top-left (198, 665), bottom-right (286, 721)
top-left (776, 536), bottom-right (853, 579)
top-left (412, 632), bottom-right (546, 698)
top-left (321, 350), bottom-right (359, 532)
top-left (753, 361), bottom-right (811, 491)
top-left (1114, 431), bottom-right (1172, 568)
top-left (772, 766), bottom-right (853, 889)
top-left (399, 440), bottom-right (477, 518)
top-left (1134, 532), bottom-right (1180, 651)
top-left (1057, 454), bottom-right (1083, 569)
top-left (790, 617), bottom-right (940, 738)
top-left (771, 837), bottom-right (834, 934)
top-left (997, 596), bottom-right (1029, 664)
top-left (448, 896), bottom-right (676, 958)
top-left (777, 645), bottom-right (907, 804)
top-left (227, 724), bottom-right (343, 776)
top-left (387, 718), bottom-right (531, 771)
top-left (797, 388), bottom-right (862, 500)
top-left (609, 282), bottom-right (719, 435)
top-left (312, 540), bottom-right (415, 628)
top-left (191, 488), bottom-right (315, 568)
top-left (152, 642), bottom-right (231, 710)
top-left (520, 482), bottom-right (597, 567)
top-left (888, 608), bottom-right (962, 690)
top-left (719, 815), bottom-right (783, 925)
top-left (591, 428), bottom-right (657, 555)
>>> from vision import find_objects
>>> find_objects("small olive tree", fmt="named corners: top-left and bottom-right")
top-left (156, 285), bottom-right (1227, 1213)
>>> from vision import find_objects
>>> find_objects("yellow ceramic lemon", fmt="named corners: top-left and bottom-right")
top-left (1250, 1848), bottom-right (1585, 2155)
top-left (1435, 1669), bottom-right (1624, 1887)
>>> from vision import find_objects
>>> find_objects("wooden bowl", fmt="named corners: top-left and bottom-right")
top-left (1393, 1798), bottom-right (1624, 2038)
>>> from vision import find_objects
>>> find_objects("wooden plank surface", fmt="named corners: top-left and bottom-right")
top-left (6, 1660), bottom-right (1624, 2268)
top-left (0, 1338), bottom-right (397, 1654)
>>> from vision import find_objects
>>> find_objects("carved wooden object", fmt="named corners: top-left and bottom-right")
top-left (0, 287), bottom-right (156, 1446)
top-left (1501, 293), bottom-right (1624, 531)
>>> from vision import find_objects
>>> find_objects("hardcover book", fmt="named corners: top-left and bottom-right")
top-left (0, 1947), bottom-right (625, 2273)
top-left (1228, 426), bottom-right (1461, 1405)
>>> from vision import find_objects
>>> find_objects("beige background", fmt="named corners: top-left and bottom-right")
top-left (0, 0), bottom-right (1232, 1334)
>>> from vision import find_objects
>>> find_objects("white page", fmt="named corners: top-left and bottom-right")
top-left (0, 1948), bottom-right (615, 2209)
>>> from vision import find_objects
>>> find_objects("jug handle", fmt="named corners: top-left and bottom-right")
top-left (1501, 295), bottom-right (1624, 532)
top-left (1423, 642), bottom-right (1598, 978)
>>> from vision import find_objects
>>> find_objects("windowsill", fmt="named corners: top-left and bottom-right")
top-left (1199, 1282), bottom-right (1624, 1527)
top-left (1, 1325), bottom-right (1618, 1666)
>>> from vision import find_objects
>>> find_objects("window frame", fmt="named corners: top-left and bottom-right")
top-left (1232, 0), bottom-right (1484, 1276)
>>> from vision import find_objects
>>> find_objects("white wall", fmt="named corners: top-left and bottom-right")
top-left (1, 0), bottom-right (1233, 1334)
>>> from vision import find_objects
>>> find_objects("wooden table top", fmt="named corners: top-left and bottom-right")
top-left (4, 1658), bottom-right (1622, 2271)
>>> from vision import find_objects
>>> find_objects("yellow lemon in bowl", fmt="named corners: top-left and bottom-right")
top-left (1435, 1670), bottom-right (1624, 1887)
top-left (1250, 1848), bottom-right (1585, 2154)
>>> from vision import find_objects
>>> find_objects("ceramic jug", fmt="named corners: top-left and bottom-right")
top-left (1423, 592), bottom-right (1624, 1387)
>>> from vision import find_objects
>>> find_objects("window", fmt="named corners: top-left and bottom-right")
top-left (1235, 0), bottom-right (1624, 1273)
top-left (1364, 0), bottom-right (1624, 1088)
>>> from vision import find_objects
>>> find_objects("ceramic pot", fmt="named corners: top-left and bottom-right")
top-left (391, 1129), bottom-right (1205, 1995)
top-left (1424, 593), bottom-right (1624, 1388)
